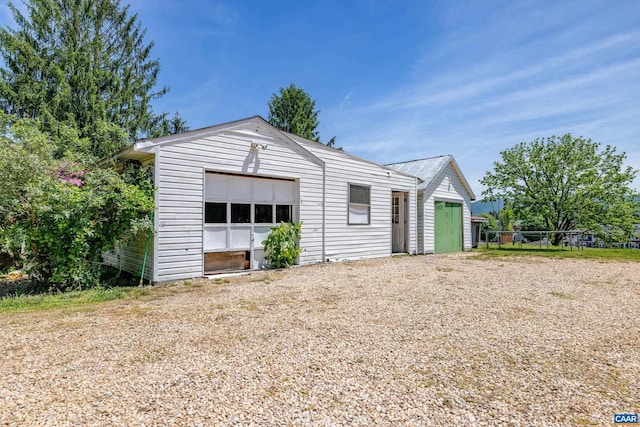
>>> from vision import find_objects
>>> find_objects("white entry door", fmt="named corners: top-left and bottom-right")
top-left (392, 191), bottom-right (406, 253)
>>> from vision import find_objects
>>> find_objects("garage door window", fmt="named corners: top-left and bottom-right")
top-left (254, 204), bottom-right (273, 223)
top-left (205, 202), bottom-right (226, 223)
top-left (276, 205), bottom-right (292, 223)
top-left (231, 203), bottom-right (251, 223)
top-left (348, 184), bottom-right (370, 225)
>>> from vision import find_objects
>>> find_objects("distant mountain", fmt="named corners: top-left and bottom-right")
top-left (471, 199), bottom-right (504, 216)
top-left (473, 197), bottom-right (639, 217)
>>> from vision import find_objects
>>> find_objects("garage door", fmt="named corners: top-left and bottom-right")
top-left (204, 172), bottom-right (297, 270)
top-left (434, 201), bottom-right (462, 254)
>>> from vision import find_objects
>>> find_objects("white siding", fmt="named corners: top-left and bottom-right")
top-left (422, 163), bottom-right (472, 253)
top-left (151, 121), bottom-right (324, 282)
top-left (417, 192), bottom-right (424, 254)
top-left (295, 138), bottom-right (417, 260)
top-left (102, 232), bottom-right (153, 281)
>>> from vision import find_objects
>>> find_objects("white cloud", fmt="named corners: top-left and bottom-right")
top-left (339, 90), bottom-right (353, 109)
top-left (325, 11), bottom-right (640, 193)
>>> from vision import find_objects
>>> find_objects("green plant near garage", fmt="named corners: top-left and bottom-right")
top-left (262, 222), bottom-right (303, 268)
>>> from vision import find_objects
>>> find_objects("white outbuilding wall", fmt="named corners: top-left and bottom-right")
top-left (111, 116), bottom-right (420, 283)
top-left (131, 118), bottom-right (325, 282)
top-left (293, 136), bottom-right (418, 260)
top-left (387, 155), bottom-right (475, 255)
top-left (421, 162), bottom-right (473, 253)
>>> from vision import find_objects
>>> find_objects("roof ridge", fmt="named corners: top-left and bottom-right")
top-left (385, 154), bottom-right (451, 166)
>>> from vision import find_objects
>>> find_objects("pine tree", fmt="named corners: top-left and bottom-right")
top-left (0, 0), bottom-right (169, 159)
top-left (267, 83), bottom-right (337, 147)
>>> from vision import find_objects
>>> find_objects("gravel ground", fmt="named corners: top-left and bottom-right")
top-left (1, 253), bottom-right (639, 426)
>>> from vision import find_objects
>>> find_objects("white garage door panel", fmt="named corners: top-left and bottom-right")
top-left (230, 227), bottom-right (251, 249)
top-left (274, 181), bottom-right (295, 203)
top-left (253, 226), bottom-right (272, 248)
top-left (205, 174), bottom-right (228, 200)
top-left (253, 179), bottom-right (273, 202)
top-left (204, 228), bottom-right (227, 251)
top-left (252, 249), bottom-right (267, 269)
top-left (228, 176), bottom-right (252, 201)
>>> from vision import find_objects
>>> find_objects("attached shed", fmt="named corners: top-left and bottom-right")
top-left (471, 216), bottom-right (489, 248)
top-left (107, 116), bottom-right (418, 283)
top-left (387, 156), bottom-right (476, 254)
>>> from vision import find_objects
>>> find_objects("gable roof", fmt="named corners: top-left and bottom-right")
top-left (287, 133), bottom-right (421, 181)
top-left (109, 115), bottom-right (324, 168)
top-left (386, 155), bottom-right (476, 200)
top-left (109, 115), bottom-right (421, 181)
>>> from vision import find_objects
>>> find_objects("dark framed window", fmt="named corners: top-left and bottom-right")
top-left (276, 205), bottom-right (292, 223)
top-left (348, 184), bottom-right (370, 225)
top-left (205, 202), bottom-right (226, 223)
top-left (254, 204), bottom-right (273, 223)
top-left (230, 203), bottom-right (251, 223)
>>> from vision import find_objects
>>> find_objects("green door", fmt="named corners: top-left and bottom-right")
top-left (434, 201), bottom-right (462, 254)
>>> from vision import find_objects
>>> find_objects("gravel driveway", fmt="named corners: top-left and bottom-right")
top-left (1, 253), bottom-right (639, 426)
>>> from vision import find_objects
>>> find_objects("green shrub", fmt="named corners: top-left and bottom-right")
top-left (0, 113), bottom-right (153, 291)
top-left (262, 222), bottom-right (303, 268)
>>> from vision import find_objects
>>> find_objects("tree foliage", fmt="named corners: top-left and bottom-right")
top-left (150, 111), bottom-right (190, 138)
top-left (0, 0), bottom-right (172, 160)
top-left (267, 83), bottom-right (337, 146)
top-left (498, 205), bottom-right (515, 232)
top-left (481, 134), bottom-right (639, 245)
top-left (0, 0), bottom-right (190, 289)
top-left (477, 213), bottom-right (497, 241)
top-left (0, 113), bottom-right (153, 290)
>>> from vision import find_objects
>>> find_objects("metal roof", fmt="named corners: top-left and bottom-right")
top-left (386, 155), bottom-right (452, 190)
top-left (386, 155), bottom-right (476, 200)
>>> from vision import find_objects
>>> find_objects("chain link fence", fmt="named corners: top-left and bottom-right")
top-left (483, 230), bottom-right (640, 251)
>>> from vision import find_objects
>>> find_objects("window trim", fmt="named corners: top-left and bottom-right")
top-left (348, 183), bottom-right (371, 225)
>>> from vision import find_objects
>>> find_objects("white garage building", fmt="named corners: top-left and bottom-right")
top-left (107, 116), bottom-right (419, 283)
top-left (387, 156), bottom-right (476, 254)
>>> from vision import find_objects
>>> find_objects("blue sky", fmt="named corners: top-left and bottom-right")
top-left (2, 0), bottom-right (639, 193)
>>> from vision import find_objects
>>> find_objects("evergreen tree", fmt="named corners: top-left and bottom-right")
top-left (150, 111), bottom-right (190, 138)
top-left (267, 83), bottom-right (337, 147)
top-left (0, 0), bottom-right (170, 159)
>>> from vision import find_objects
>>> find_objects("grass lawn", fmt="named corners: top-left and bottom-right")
top-left (0, 285), bottom-right (153, 314)
top-left (475, 244), bottom-right (640, 261)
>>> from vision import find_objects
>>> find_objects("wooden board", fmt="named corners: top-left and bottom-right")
top-left (204, 251), bottom-right (246, 272)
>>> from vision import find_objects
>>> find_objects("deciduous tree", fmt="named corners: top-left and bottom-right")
top-left (481, 134), bottom-right (639, 245)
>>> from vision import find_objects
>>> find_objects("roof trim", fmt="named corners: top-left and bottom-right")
top-left (289, 133), bottom-right (421, 181)
top-left (109, 115), bottom-right (325, 168)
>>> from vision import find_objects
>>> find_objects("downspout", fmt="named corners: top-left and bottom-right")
top-left (139, 211), bottom-right (153, 286)
top-left (322, 165), bottom-right (326, 262)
